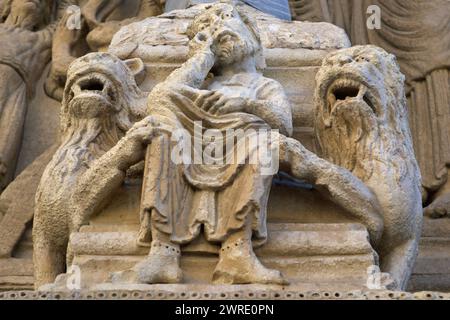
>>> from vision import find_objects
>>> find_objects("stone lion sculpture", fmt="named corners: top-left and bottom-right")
top-left (314, 45), bottom-right (423, 290)
top-left (33, 52), bottom-right (156, 288)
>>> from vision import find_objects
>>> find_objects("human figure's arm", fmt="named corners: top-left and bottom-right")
top-left (45, 10), bottom-right (88, 100)
top-left (163, 42), bottom-right (216, 89)
top-left (146, 31), bottom-right (217, 106)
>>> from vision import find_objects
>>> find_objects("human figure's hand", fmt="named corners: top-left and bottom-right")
top-left (114, 116), bottom-right (160, 167)
top-left (196, 91), bottom-right (248, 115)
top-left (3, 0), bottom-right (41, 30)
top-left (188, 28), bottom-right (215, 57)
top-left (45, 10), bottom-right (87, 100)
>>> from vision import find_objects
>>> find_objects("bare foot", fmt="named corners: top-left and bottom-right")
top-left (212, 239), bottom-right (288, 285)
top-left (110, 240), bottom-right (182, 284)
top-left (424, 191), bottom-right (450, 218)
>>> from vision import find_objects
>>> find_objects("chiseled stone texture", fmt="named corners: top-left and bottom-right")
top-left (109, 3), bottom-right (350, 63)
top-left (35, 2), bottom-right (382, 290)
top-left (108, 2), bottom-right (350, 153)
top-left (32, 2), bottom-right (421, 291)
top-left (290, 0), bottom-right (450, 221)
top-left (314, 46), bottom-right (422, 290)
top-left (0, 288), bottom-right (449, 300)
top-left (60, 223), bottom-right (377, 290)
top-left (0, 1), bottom-right (436, 294)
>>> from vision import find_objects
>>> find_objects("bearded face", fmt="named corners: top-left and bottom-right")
top-left (51, 52), bottom-right (146, 176)
top-left (61, 60), bottom-right (124, 159)
top-left (314, 46), bottom-right (412, 182)
top-left (189, 4), bottom-right (261, 67)
top-left (211, 14), bottom-right (259, 66)
top-left (55, 71), bottom-right (124, 178)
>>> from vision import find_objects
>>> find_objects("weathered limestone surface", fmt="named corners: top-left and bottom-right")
top-left (314, 45), bottom-right (422, 290)
top-left (33, 52), bottom-right (150, 287)
top-left (0, 0), bottom-right (447, 297)
top-left (0, 0), bottom-right (54, 190)
top-left (290, 0), bottom-right (450, 218)
top-left (45, 0), bottom-right (164, 100)
top-left (59, 223), bottom-right (376, 290)
top-left (290, 0), bottom-right (450, 292)
top-left (29, 3), bottom-right (421, 293)
top-left (109, 3), bottom-right (350, 152)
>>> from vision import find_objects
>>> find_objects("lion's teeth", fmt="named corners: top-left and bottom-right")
top-left (357, 85), bottom-right (367, 99)
top-left (328, 94), bottom-right (336, 110)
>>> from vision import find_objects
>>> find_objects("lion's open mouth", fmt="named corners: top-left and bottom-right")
top-left (325, 78), bottom-right (378, 116)
top-left (68, 73), bottom-right (117, 107)
top-left (66, 72), bottom-right (119, 118)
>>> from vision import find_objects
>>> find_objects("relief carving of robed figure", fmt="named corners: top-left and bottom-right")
top-left (111, 3), bottom-right (387, 286)
top-left (33, 2), bottom-right (422, 291)
top-left (113, 3), bottom-right (294, 285)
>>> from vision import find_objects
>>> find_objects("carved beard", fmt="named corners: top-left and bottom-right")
top-left (317, 98), bottom-right (411, 184)
top-left (319, 99), bottom-right (378, 181)
top-left (213, 36), bottom-right (257, 66)
top-left (50, 115), bottom-right (123, 183)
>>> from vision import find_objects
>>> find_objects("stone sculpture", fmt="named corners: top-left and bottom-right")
top-left (45, 0), bottom-right (164, 101)
top-left (314, 46), bottom-right (423, 290)
top-left (107, 3), bottom-right (410, 288)
top-left (33, 52), bottom-right (152, 288)
top-left (111, 2), bottom-right (294, 286)
top-left (0, 0), bottom-right (165, 279)
top-left (0, 0), bottom-right (435, 296)
top-left (0, 0), bottom-right (54, 190)
top-left (289, 0), bottom-right (450, 219)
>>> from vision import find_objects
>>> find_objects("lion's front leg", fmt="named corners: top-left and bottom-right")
top-left (379, 238), bottom-right (420, 290)
top-left (279, 135), bottom-right (384, 246)
top-left (70, 116), bottom-right (159, 231)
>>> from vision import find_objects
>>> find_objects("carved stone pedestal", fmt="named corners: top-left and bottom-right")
top-left (64, 222), bottom-right (375, 291)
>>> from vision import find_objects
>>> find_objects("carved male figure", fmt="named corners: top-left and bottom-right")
top-left (32, 2), bottom-right (416, 289)
top-left (113, 3), bottom-right (293, 285)
top-left (112, 2), bottom-right (387, 286)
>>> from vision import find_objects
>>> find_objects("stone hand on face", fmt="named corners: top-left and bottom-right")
top-left (4, 0), bottom-right (41, 30)
top-left (189, 5), bottom-right (257, 65)
top-left (210, 8), bottom-right (256, 65)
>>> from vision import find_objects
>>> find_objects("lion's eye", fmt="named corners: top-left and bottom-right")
top-left (356, 56), bottom-right (370, 63)
top-left (221, 12), bottom-right (232, 19)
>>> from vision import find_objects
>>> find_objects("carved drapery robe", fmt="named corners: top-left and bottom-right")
top-left (139, 73), bottom-right (288, 246)
top-left (0, 25), bottom-right (53, 190)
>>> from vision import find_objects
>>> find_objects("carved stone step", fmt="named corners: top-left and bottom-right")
top-left (72, 223), bottom-right (373, 257)
top-left (66, 223), bottom-right (376, 290)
